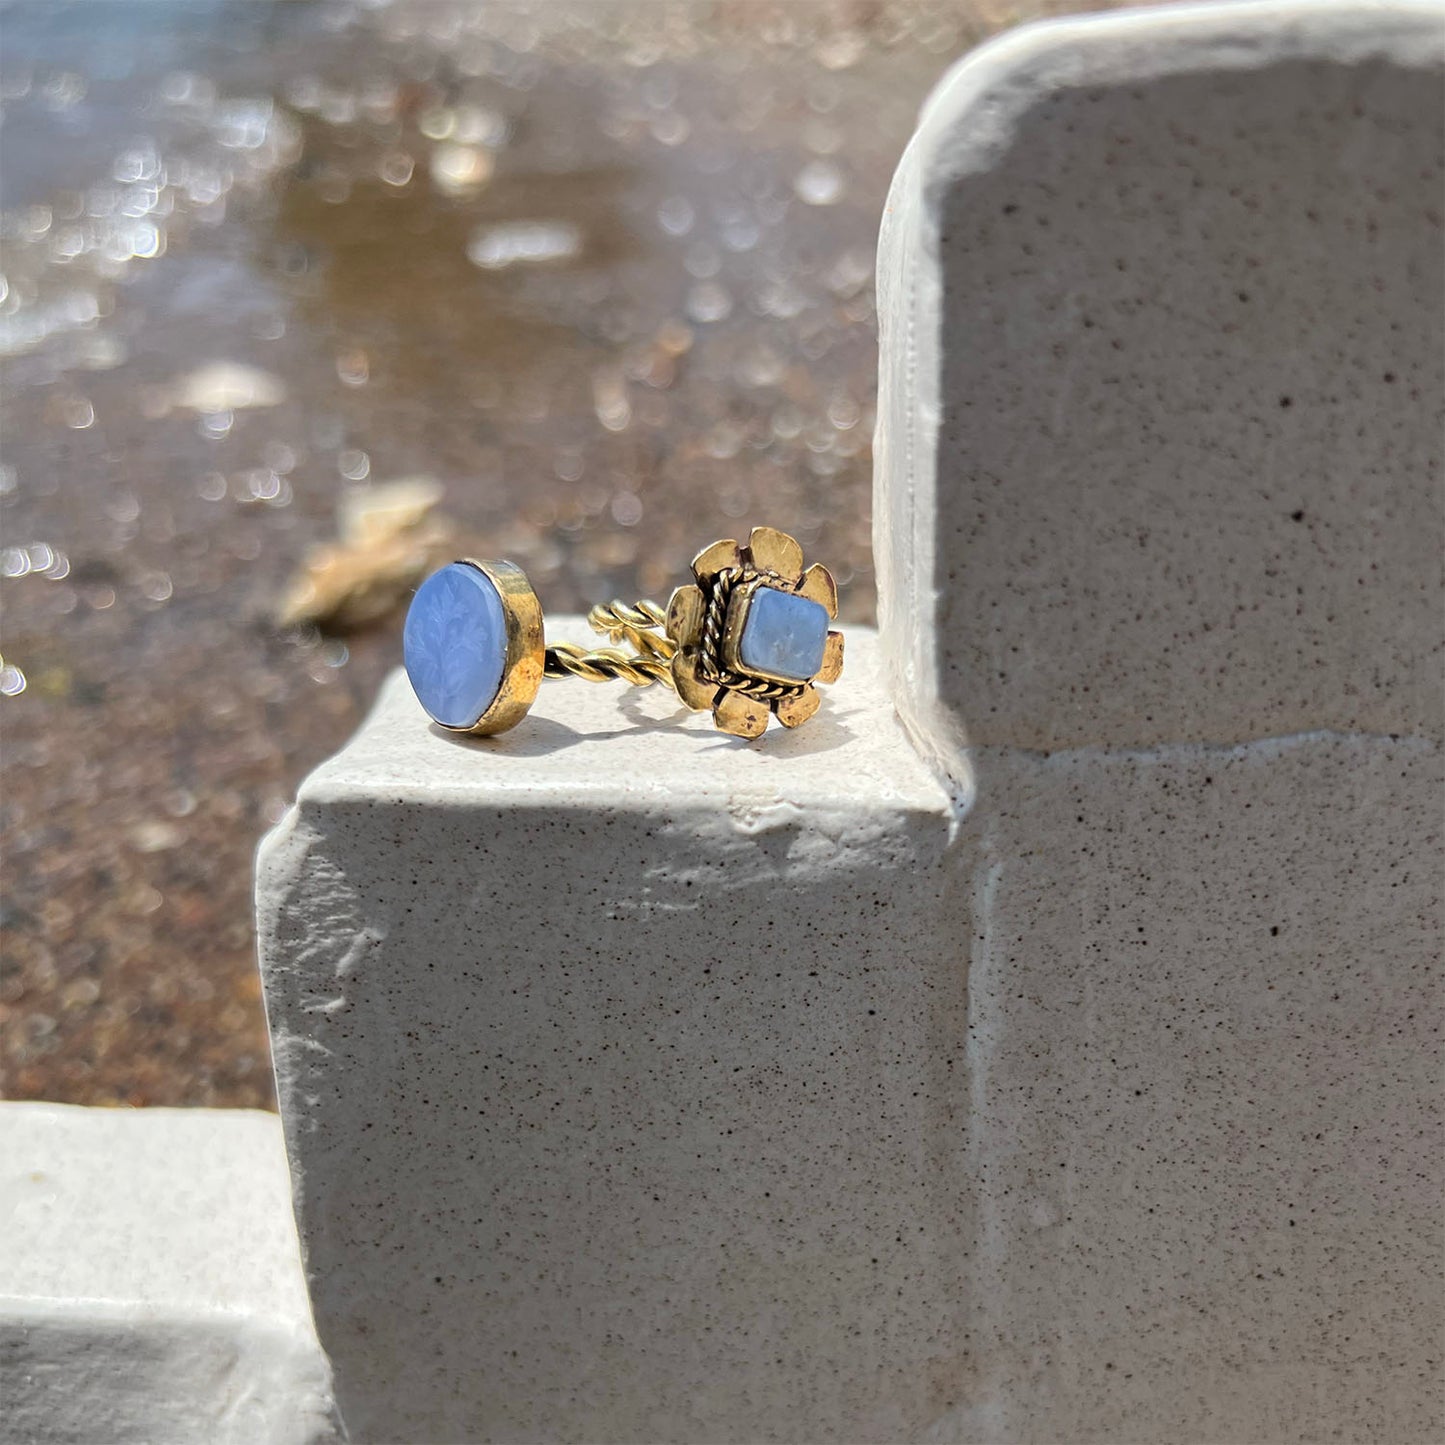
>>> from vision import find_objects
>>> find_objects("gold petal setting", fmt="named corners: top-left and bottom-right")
top-left (672, 527), bottom-right (844, 738)
top-left (690, 538), bottom-right (743, 582)
top-left (796, 563), bottom-right (838, 617)
top-left (817, 630), bottom-right (845, 684)
top-left (666, 583), bottom-right (704, 644)
top-left (714, 689), bottom-right (771, 739)
top-left (745, 525), bottom-right (804, 583)
top-left (672, 650), bottom-right (719, 710)
top-left (774, 685), bottom-right (821, 729)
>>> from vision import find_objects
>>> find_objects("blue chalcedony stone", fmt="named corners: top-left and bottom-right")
top-left (738, 585), bottom-right (829, 681)
top-left (404, 562), bottom-right (508, 728)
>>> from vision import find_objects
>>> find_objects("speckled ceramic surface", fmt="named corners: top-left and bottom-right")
top-left (938, 734), bottom-right (1442, 1443)
top-left (876, 0), bottom-right (1445, 759)
top-left (0, 1104), bottom-right (337, 1445)
top-left (259, 633), bottom-right (962, 1443)
top-left (872, 2), bottom-right (1444, 1439)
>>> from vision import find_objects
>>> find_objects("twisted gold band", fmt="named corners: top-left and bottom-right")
top-left (544, 598), bottom-right (676, 689)
top-left (584, 599), bottom-right (675, 661)
top-left (544, 643), bottom-right (676, 689)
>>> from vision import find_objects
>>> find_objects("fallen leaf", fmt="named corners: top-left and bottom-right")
top-left (275, 477), bottom-right (453, 631)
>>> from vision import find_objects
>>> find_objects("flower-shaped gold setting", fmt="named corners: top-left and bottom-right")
top-left (665, 526), bottom-right (844, 738)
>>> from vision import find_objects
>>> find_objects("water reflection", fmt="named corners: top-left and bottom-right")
top-left (0, 0), bottom-right (1100, 1106)
top-left (277, 142), bottom-right (639, 400)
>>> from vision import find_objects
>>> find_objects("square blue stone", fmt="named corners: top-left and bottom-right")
top-left (737, 586), bottom-right (829, 682)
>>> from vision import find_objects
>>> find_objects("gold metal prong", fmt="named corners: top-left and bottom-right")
top-left (714, 689), bottom-right (770, 738)
top-left (817, 630), bottom-right (844, 684)
top-left (455, 558), bottom-right (544, 735)
top-left (774, 685), bottom-right (821, 728)
top-left (746, 525), bottom-right (804, 582)
top-left (796, 563), bottom-right (838, 617)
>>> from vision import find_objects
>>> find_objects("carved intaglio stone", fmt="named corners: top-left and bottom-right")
top-left (403, 562), bottom-right (507, 729)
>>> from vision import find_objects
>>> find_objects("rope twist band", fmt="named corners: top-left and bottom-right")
top-left (544, 599), bottom-right (676, 689)
top-left (585, 599), bottom-right (675, 661)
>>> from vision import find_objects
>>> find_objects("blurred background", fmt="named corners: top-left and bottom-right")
top-left (0, 0), bottom-right (1102, 1108)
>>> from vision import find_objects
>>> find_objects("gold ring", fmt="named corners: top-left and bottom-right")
top-left (403, 527), bottom-right (843, 739)
top-left (662, 526), bottom-right (843, 737)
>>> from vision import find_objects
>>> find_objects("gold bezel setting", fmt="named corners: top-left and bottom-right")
top-left (443, 558), bottom-right (544, 736)
top-left (719, 578), bottom-right (829, 687)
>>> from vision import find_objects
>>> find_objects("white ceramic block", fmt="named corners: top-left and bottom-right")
top-left (876, 0), bottom-right (1444, 762)
top-left (0, 1102), bottom-right (337, 1445)
top-left (259, 2), bottom-right (1443, 1439)
top-left (936, 734), bottom-right (1442, 1442)
top-left (258, 636), bottom-right (960, 1442)
top-left (874, 1), bottom-right (1444, 1439)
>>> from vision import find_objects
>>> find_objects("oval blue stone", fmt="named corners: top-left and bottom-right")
top-left (404, 562), bottom-right (508, 729)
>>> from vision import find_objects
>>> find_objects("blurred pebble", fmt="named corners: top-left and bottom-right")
top-left (466, 220), bottom-right (582, 270)
top-left (172, 362), bottom-right (286, 413)
top-left (429, 142), bottom-right (495, 197)
top-left (794, 159), bottom-right (846, 205)
top-left (274, 478), bottom-right (453, 630)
